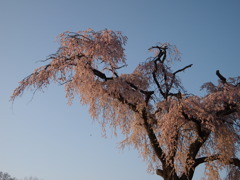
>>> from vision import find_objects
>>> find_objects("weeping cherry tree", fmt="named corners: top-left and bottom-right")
top-left (11, 29), bottom-right (240, 180)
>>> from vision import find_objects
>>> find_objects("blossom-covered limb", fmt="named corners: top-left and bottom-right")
top-left (216, 103), bottom-right (237, 117)
top-left (181, 133), bottom-right (210, 179)
top-left (194, 154), bottom-right (240, 168)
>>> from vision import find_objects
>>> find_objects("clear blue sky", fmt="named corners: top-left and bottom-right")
top-left (0, 0), bottom-right (240, 179)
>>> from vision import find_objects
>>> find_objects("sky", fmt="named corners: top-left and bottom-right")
top-left (0, 0), bottom-right (240, 179)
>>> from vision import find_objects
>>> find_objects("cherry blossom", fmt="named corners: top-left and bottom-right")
top-left (11, 29), bottom-right (240, 180)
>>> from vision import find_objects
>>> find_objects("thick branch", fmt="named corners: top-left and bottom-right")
top-left (156, 169), bottom-right (164, 177)
top-left (92, 67), bottom-right (154, 102)
top-left (195, 154), bottom-right (240, 168)
top-left (142, 108), bottom-right (167, 168)
top-left (180, 109), bottom-right (211, 179)
top-left (181, 110), bottom-right (207, 140)
top-left (216, 103), bottom-right (237, 117)
top-left (109, 91), bottom-right (137, 111)
top-left (216, 70), bottom-right (227, 84)
top-left (125, 81), bottom-right (154, 104)
top-left (92, 68), bottom-right (113, 81)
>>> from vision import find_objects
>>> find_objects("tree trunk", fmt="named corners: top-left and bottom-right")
top-left (157, 168), bottom-right (195, 180)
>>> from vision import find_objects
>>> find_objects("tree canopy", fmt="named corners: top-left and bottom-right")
top-left (0, 172), bottom-right (40, 180)
top-left (11, 29), bottom-right (240, 180)
top-left (0, 172), bottom-right (16, 180)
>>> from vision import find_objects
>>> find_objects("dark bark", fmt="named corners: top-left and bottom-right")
top-left (142, 108), bottom-right (166, 166)
top-left (216, 70), bottom-right (227, 83)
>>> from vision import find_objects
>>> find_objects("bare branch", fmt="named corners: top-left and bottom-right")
top-left (173, 64), bottom-right (193, 75)
top-left (216, 70), bottom-right (227, 83)
top-left (151, 45), bottom-right (167, 63)
top-left (152, 60), bottom-right (165, 98)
